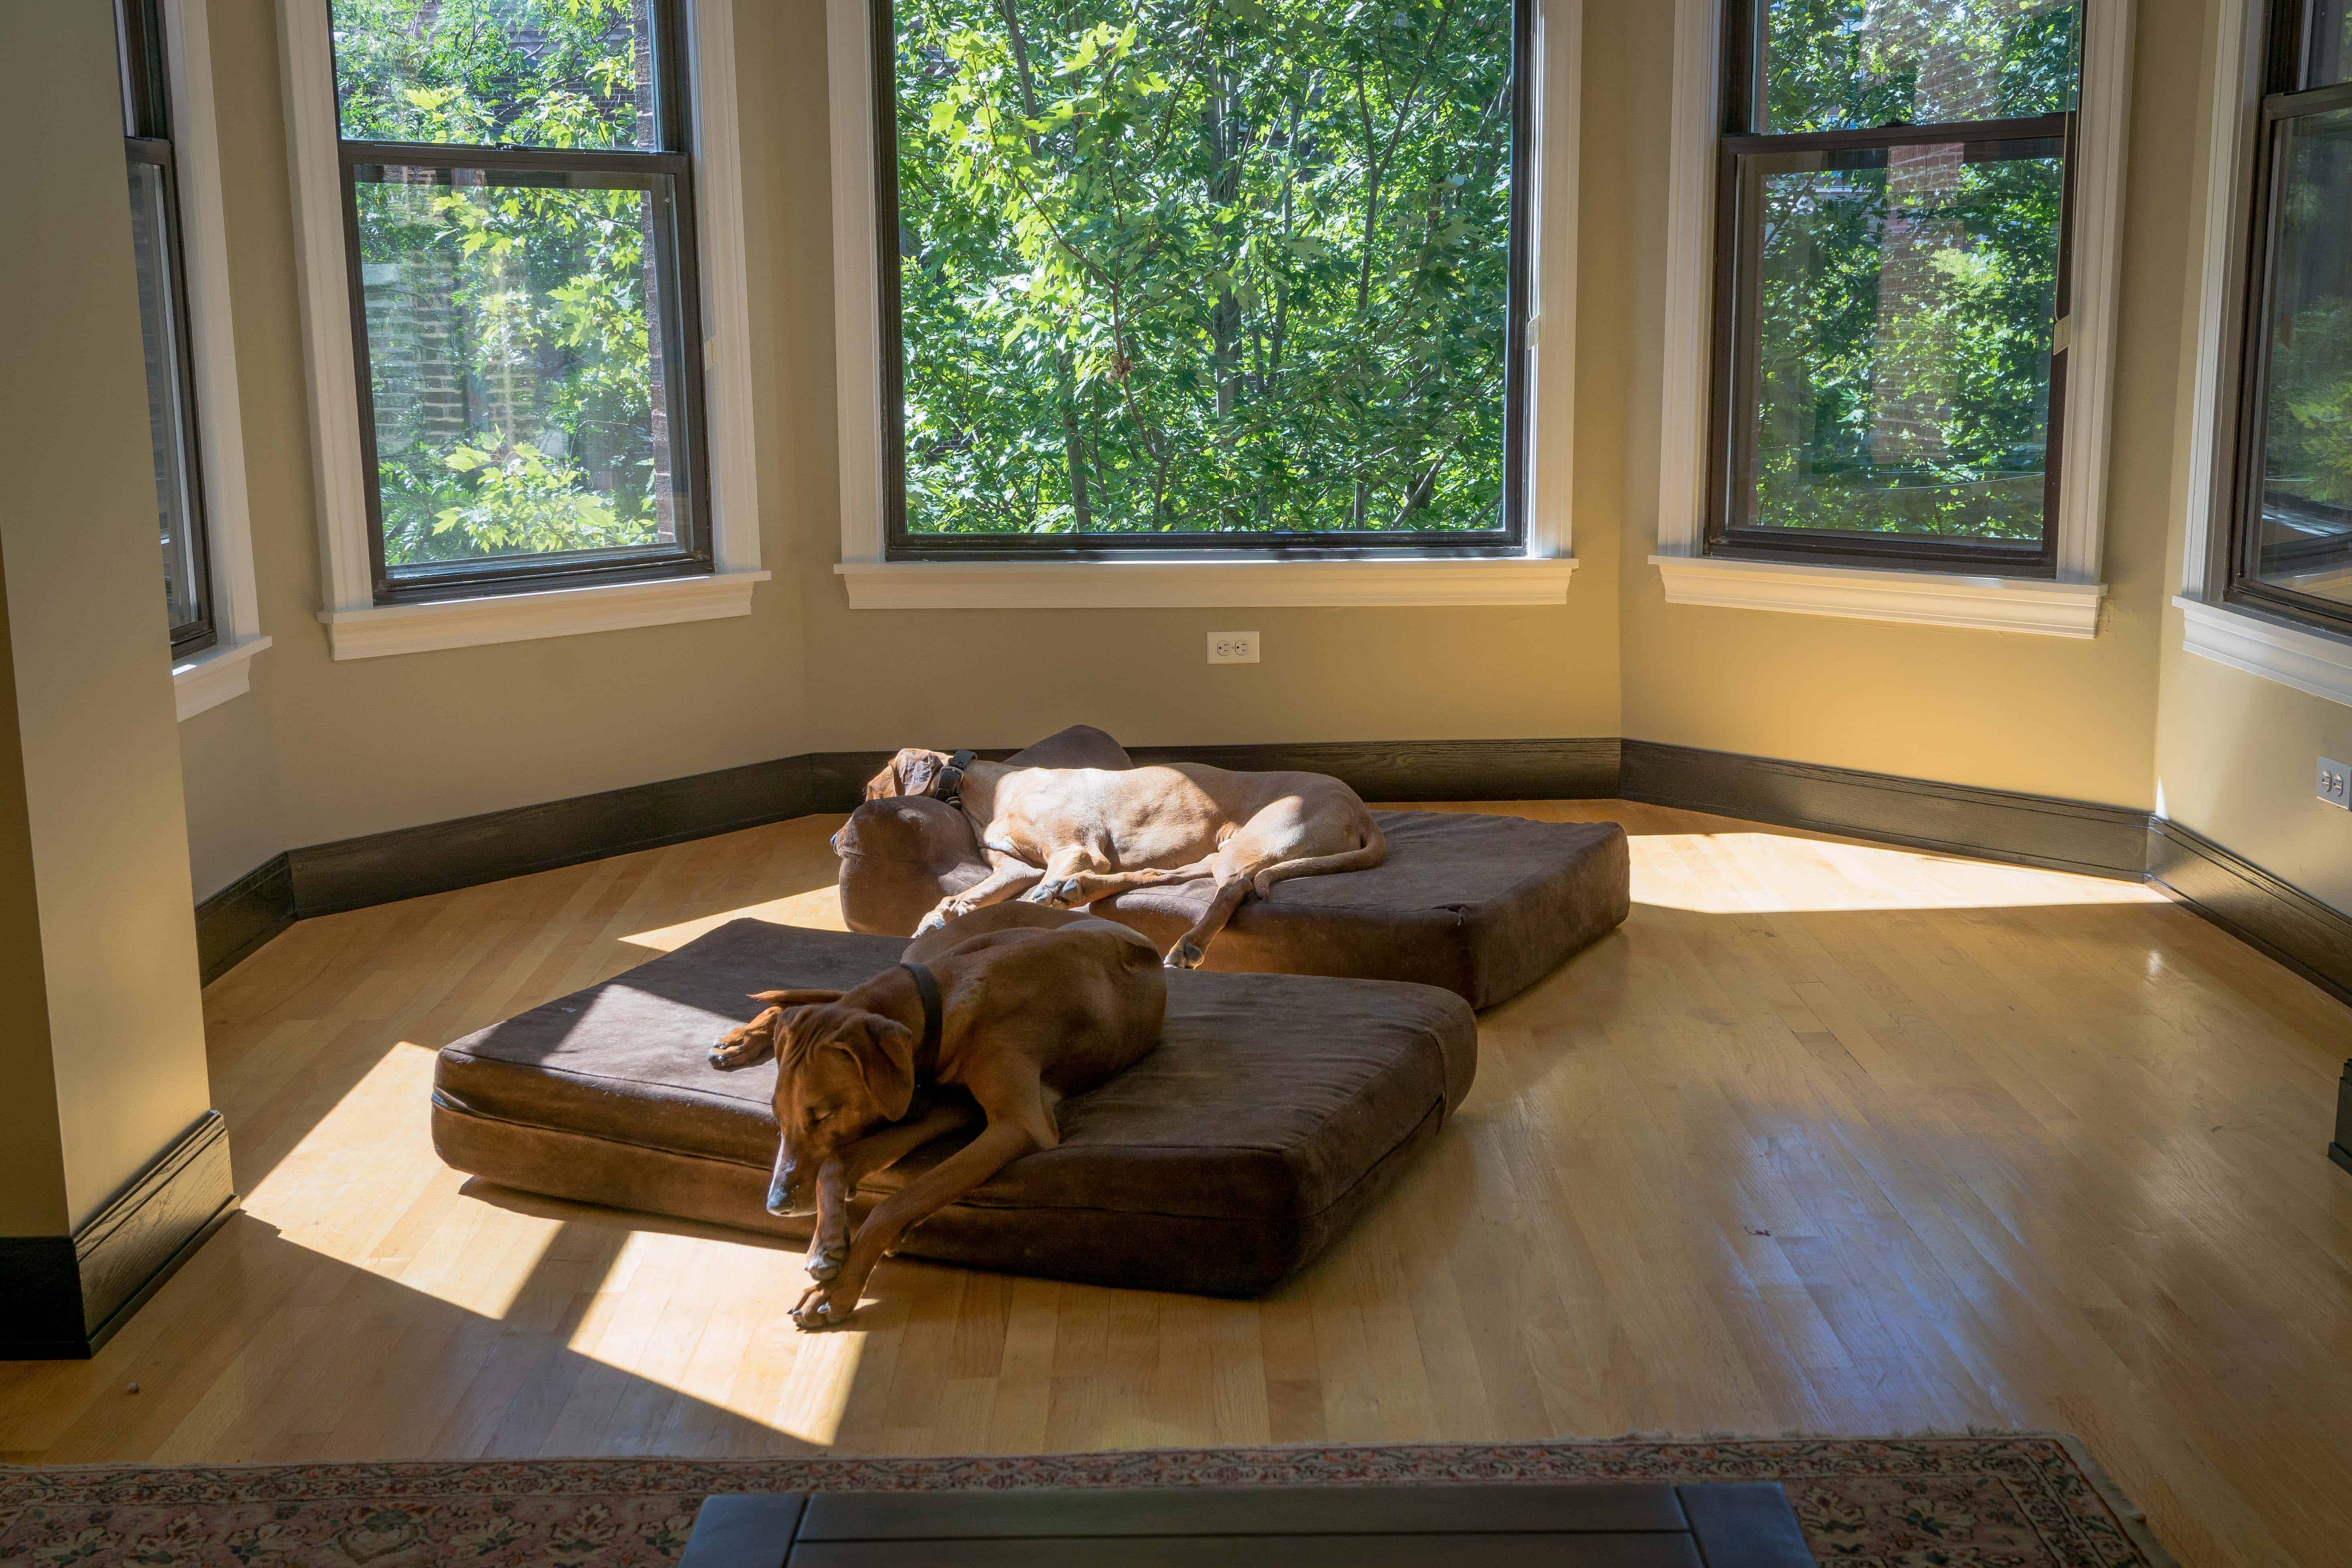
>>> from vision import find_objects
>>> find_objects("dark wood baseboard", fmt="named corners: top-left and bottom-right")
top-left (192, 735), bottom-right (2352, 1043)
top-left (284, 754), bottom-right (833, 917)
top-left (0, 1110), bottom-right (237, 1359)
top-left (2335, 1063), bottom-right (2352, 1177)
top-left (2146, 820), bottom-right (2352, 1008)
top-left (1619, 739), bottom-right (2151, 880)
top-left (1125, 737), bottom-right (1623, 803)
top-left (196, 853), bottom-right (295, 985)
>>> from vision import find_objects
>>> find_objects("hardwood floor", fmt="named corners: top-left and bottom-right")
top-left (3, 801), bottom-right (2348, 1568)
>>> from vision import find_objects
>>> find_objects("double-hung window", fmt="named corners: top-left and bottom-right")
top-left (119, 0), bottom-right (217, 658)
top-left (870, 0), bottom-right (1534, 556)
top-left (2224, 0), bottom-right (2352, 635)
top-left (327, 0), bottom-right (713, 604)
top-left (1705, 0), bottom-right (2085, 576)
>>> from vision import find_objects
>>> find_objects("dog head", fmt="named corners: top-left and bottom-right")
top-left (863, 747), bottom-right (956, 802)
top-left (710, 991), bottom-right (917, 1216)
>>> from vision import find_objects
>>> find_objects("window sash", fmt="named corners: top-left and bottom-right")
top-left (326, 2), bottom-right (715, 606)
top-left (869, 0), bottom-right (1536, 559)
top-left (2223, 70), bottom-right (2352, 634)
top-left (120, 0), bottom-right (217, 657)
top-left (1703, 4), bottom-right (2081, 575)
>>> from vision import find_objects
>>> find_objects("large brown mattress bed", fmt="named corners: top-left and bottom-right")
top-left (431, 918), bottom-right (1478, 1297)
top-left (835, 727), bottom-right (1631, 1010)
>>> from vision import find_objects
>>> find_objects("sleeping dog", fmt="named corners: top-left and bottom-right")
top-left (864, 749), bottom-right (1386, 968)
top-left (709, 904), bottom-right (1164, 1330)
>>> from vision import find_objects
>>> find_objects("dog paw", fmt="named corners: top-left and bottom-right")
top-left (707, 1041), bottom-right (753, 1071)
top-left (792, 1282), bottom-right (854, 1331)
top-left (1163, 940), bottom-right (1204, 970)
top-left (913, 908), bottom-right (951, 936)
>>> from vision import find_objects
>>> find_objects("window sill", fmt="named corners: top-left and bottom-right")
top-left (834, 555), bottom-right (1577, 610)
top-left (1651, 553), bottom-right (2105, 638)
top-left (173, 634), bottom-right (273, 721)
top-left (2176, 595), bottom-right (2352, 707)
top-left (316, 569), bottom-right (771, 661)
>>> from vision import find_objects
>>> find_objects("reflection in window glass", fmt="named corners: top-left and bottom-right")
top-left (1760, 0), bottom-right (2080, 133)
top-left (332, 0), bottom-right (658, 149)
top-left (354, 167), bottom-right (681, 571)
top-left (128, 160), bottom-right (206, 634)
top-left (2311, 0), bottom-right (2352, 89)
top-left (2253, 108), bottom-right (2352, 609)
top-left (1741, 142), bottom-right (2062, 541)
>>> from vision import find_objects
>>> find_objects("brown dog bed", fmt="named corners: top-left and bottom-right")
top-left (431, 918), bottom-right (1477, 1297)
top-left (837, 726), bottom-right (1629, 1008)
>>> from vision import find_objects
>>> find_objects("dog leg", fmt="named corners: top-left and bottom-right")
top-left (914, 856), bottom-right (1044, 935)
top-left (1015, 845), bottom-right (1111, 910)
top-left (802, 1101), bottom-right (977, 1281)
top-left (794, 1118), bottom-right (1040, 1329)
top-left (1164, 872), bottom-right (1256, 969)
top-left (1049, 853), bottom-right (1219, 907)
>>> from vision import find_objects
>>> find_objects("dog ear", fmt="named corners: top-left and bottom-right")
top-left (855, 1016), bottom-right (919, 1121)
top-left (747, 988), bottom-right (843, 1007)
top-left (866, 748), bottom-right (949, 802)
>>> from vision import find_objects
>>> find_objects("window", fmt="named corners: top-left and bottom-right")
top-left (328, 0), bottom-right (712, 604)
top-left (2225, 0), bottom-right (2352, 635)
top-left (1706, 0), bottom-right (2085, 576)
top-left (872, 0), bottom-right (1532, 557)
top-left (119, 0), bottom-right (217, 658)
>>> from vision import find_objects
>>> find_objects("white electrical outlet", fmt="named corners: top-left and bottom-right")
top-left (1208, 631), bottom-right (1260, 665)
top-left (2321, 757), bottom-right (2351, 811)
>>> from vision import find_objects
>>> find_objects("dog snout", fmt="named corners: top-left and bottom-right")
top-left (766, 1161), bottom-right (817, 1218)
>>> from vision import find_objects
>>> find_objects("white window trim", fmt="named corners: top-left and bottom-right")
top-left (1649, 0), bottom-right (2132, 639)
top-left (825, 0), bottom-right (1581, 611)
top-left (162, 0), bottom-right (273, 720)
top-left (277, 0), bottom-right (767, 662)
top-left (2173, 0), bottom-right (2352, 708)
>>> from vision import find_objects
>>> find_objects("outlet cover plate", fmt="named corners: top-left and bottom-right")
top-left (2322, 757), bottom-right (2350, 810)
top-left (1208, 631), bottom-right (1260, 664)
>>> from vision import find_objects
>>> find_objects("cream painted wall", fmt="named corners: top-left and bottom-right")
top-left (2146, 0), bottom-right (2352, 918)
top-left (183, 0), bottom-right (812, 881)
top-left (3, 2), bottom-right (215, 1231)
top-left (1610, 0), bottom-right (2194, 811)
top-left (170, 0), bottom-right (2347, 933)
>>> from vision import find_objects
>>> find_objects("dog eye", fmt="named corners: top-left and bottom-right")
top-left (809, 1109), bottom-right (833, 1125)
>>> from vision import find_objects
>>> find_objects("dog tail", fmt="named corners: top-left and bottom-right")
top-left (1251, 819), bottom-right (1387, 899)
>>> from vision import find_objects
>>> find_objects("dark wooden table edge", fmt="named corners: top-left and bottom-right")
top-left (676, 1481), bottom-right (1813, 1568)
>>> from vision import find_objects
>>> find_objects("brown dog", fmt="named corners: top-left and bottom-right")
top-left (865, 751), bottom-right (1386, 967)
top-left (708, 904), bottom-right (1165, 1329)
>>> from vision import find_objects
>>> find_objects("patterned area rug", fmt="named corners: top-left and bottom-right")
top-left (0, 1435), bottom-right (2174, 1567)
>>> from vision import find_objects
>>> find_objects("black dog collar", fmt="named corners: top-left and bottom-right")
top-left (899, 960), bottom-right (943, 1057)
top-left (934, 749), bottom-right (977, 806)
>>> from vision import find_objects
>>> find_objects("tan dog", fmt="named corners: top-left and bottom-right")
top-left (708, 904), bottom-right (1165, 1330)
top-left (865, 751), bottom-right (1386, 967)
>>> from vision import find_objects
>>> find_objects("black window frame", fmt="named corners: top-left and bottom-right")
top-left (2222, 0), bottom-right (2352, 637)
top-left (869, 0), bottom-right (1536, 562)
top-left (1704, 0), bottom-right (2085, 579)
top-left (119, 0), bottom-right (219, 658)
top-left (328, 0), bottom-right (715, 607)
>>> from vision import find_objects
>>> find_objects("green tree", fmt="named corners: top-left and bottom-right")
top-left (893, 0), bottom-right (1517, 535)
top-left (333, 0), bottom-right (669, 567)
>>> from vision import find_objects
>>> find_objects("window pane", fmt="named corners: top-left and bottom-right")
top-left (2311, 0), bottom-right (2352, 90)
top-left (2251, 108), bottom-right (2352, 609)
top-left (1760, 0), bottom-right (2080, 133)
top-left (353, 166), bottom-right (686, 575)
top-left (128, 159), bottom-right (206, 635)
top-left (1738, 140), bottom-right (2062, 543)
top-left (331, 0), bottom-right (659, 150)
top-left (893, 0), bottom-right (1516, 537)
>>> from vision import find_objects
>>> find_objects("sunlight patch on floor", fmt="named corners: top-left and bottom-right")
top-left (1629, 832), bottom-right (2167, 913)
top-left (626, 885), bottom-right (847, 952)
